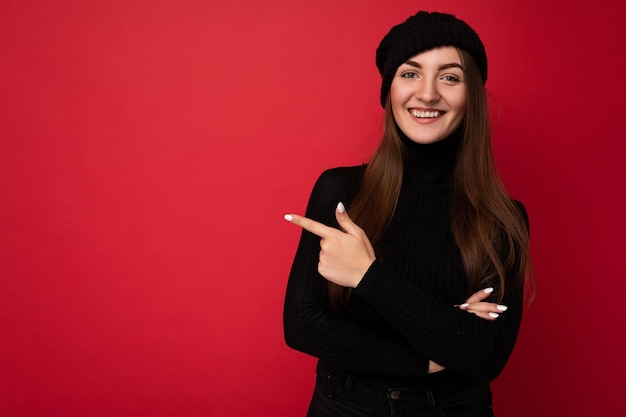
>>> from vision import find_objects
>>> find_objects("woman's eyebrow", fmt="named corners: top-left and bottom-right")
top-left (403, 60), bottom-right (421, 68)
top-left (439, 63), bottom-right (464, 71)
top-left (403, 60), bottom-right (464, 71)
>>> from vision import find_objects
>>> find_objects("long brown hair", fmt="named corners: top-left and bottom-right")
top-left (328, 49), bottom-right (533, 311)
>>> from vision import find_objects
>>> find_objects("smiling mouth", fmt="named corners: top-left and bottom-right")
top-left (410, 109), bottom-right (442, 118)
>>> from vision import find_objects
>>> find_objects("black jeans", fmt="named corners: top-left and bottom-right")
top-left (307, 361), bottom-right (494, 417)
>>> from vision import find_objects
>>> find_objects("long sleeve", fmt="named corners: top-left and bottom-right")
top-left (283, 162), bottom-right (529, 383)
top-left (283, 167), bottom-right (430, 377)
top-left (349, 189), bottom-right (528, 382)
top-left (354, 260), bottom-right (524, 382)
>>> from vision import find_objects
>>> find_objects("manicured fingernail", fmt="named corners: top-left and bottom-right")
top-left (497, 305), bottom-right (508, 311)
top-left (337, 202), bottom-right (345, 213)
top-left (483, 287), bottom-right (494, 294)
top-left (488, 312), bottom-right (499, 318)
top-left (284, 214), bottom-right (293, 222)
top-left (460, 303), bottom-right (469, 308)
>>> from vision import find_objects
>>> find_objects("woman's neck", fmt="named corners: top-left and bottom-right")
top-left (399, 127), bottom-right (462, 183)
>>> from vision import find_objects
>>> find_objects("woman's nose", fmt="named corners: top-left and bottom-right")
top-left (414, 79), bottom-right (440, 103)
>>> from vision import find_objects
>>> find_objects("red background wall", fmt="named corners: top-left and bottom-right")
top-left (2, 0), bottom-right (624, 416)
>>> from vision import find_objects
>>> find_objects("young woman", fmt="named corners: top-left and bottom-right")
top-left (283, 11), bottom-right (532, 417)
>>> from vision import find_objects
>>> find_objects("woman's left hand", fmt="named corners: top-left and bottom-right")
top-left (284, 202), bottom-right (376, 288)
top-left (431, 288), bottom-right (508, 373)
top-left (458, 287), bottom-right (508, 321)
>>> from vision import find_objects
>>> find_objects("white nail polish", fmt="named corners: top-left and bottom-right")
top-left (497, 305), bottom-right (508, 311)
top-left (284, 214), bottom-right (293, 222)
top-left (337, 202), bottom-right (345, 213)
top-left (483, 287), bottom-right (494, 294)
top-left (489, 312), bottom-right (499, 318)
top-left (460, 303), bottom-right (469, 308)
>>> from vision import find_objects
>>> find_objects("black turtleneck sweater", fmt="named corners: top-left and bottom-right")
top-left (283, 131), bottom-right (526, 384)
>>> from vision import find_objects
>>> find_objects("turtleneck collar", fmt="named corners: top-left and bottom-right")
top-left (399, 125), bottom-right (462, 183)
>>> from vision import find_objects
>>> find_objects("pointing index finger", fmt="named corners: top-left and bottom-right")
top-left (284, 214), bottom-right (334, 238)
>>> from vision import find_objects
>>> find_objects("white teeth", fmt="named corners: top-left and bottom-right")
top-left (411, 110), bottom-right (440, 118)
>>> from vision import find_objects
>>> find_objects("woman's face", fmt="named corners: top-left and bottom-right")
top-left (390, 46), bottom-right (466, 144)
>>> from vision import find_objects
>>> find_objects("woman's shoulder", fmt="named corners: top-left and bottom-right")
top-left (314, 164), bottom-right (366, 188)
top-left (306, 165), bottom-right (366, 219)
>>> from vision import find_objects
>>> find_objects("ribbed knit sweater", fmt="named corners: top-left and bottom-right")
top-left (283, 131), bottom-right (527, 384)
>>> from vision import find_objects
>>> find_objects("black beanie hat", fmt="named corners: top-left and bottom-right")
top-left (376, 11), bottom-right (488, 107)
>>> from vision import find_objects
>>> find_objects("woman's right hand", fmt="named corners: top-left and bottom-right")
top-left (428, 360), bottom-right (445, 373)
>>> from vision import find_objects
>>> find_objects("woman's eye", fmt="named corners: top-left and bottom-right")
top-left (401, 72), bottom-right (418, 79)
top-left (441, 75), bottom-right (461, 82)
